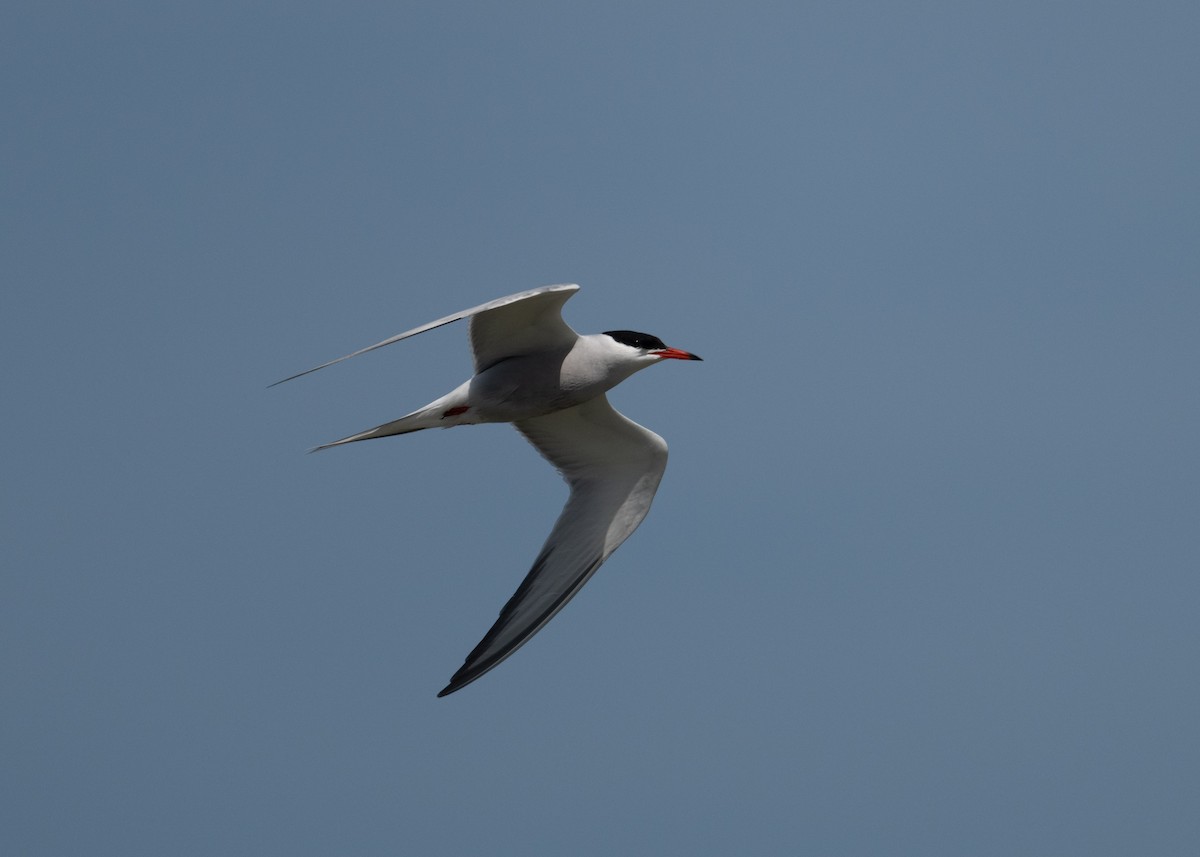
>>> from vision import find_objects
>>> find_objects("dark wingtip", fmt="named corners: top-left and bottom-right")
top-left (437, 651), bottom-right (498, 697)
top-left (267, 367), bottom-right (316, 388)
top-left (436, 672), bottom-right (469, 698)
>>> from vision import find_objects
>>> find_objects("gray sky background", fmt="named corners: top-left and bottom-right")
top-left (4, 3), bottom-right (1198, 855)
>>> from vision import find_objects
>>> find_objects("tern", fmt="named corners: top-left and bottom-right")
top-left (274, 284), bottom-right (701, 696)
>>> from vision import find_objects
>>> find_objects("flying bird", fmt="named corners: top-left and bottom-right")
top-left (273, 284), bottom-right (701, 696)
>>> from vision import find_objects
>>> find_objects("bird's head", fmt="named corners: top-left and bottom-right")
top-left (603, 330), bottom-right (703, 364)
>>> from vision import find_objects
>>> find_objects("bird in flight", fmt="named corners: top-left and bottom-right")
top-left (273, 284), bottom-right (701, 696)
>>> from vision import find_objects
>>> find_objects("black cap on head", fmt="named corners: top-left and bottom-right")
top-left (603, 330), bottom-right (668, 351)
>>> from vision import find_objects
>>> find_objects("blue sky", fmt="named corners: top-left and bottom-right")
top-left (4, 2), bottom-right (1198, 854)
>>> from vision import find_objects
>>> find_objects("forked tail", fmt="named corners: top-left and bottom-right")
top-left (309, 380), bottom-right (475, 452)
top-left (310, 408), bottom-right (440, 452)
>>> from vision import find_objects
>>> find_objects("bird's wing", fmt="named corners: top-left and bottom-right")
top-left (467, 284), bottom-right (578, 372)
top-left (270, 283), bottom-right (580, 386)
top-left (437, 394), bottom-right (669, 697)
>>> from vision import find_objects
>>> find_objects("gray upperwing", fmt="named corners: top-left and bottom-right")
top-left (270, 283), bottom-right (580, 386)
top-left (468, 284), bottom-right (579, 372)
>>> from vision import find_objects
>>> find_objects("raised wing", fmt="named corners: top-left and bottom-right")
top-left (437, 394), bottom-right (669, 697)
top-left (468, 285), bottom-right (579, 372)
top-left (270, 283), bottom-right (580, 386)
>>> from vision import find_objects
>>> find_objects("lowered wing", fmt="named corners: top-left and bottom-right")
top-left (438, 394), bottom-right (669, 697)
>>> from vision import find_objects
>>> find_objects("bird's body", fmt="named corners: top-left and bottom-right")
top-left (274, 284), bottom-right (700, 696)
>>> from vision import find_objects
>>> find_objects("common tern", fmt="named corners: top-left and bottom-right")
top-left (274, 284), bottom-right (701, 696)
